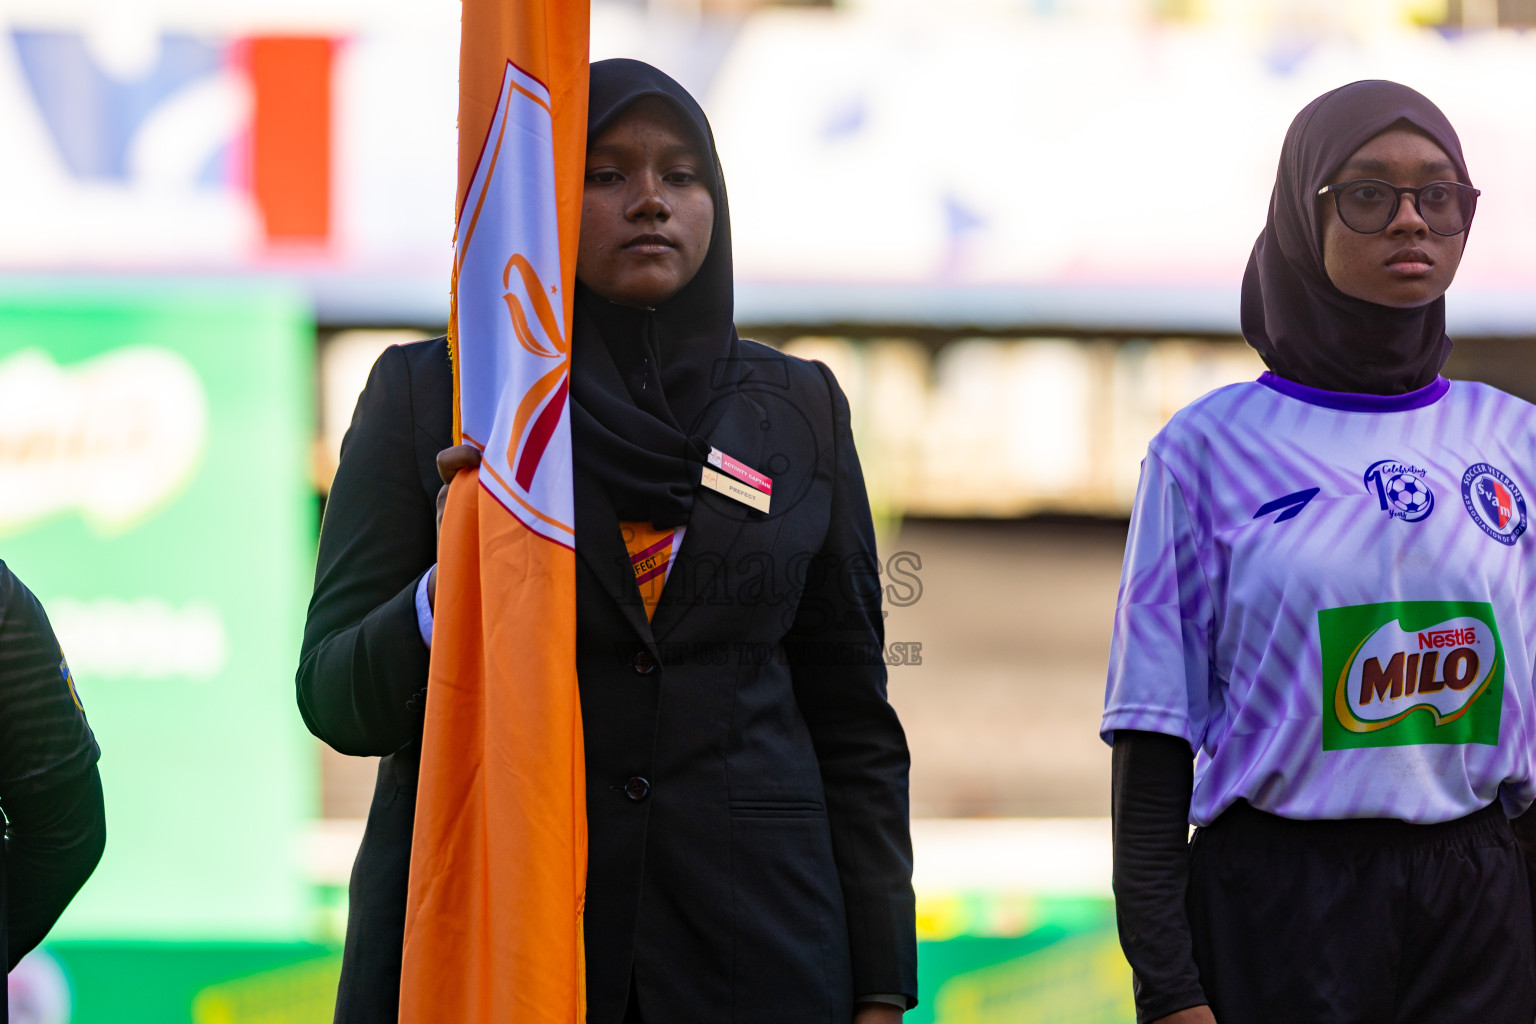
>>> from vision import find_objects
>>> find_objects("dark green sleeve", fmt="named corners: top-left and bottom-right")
top-left (0, 562), bottom-right (105, 969)
top-left (5, 766), bottom-right (106, 969)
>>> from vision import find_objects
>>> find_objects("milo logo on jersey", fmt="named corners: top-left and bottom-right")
top-left (1319, 601), bottom-right (1503, 750)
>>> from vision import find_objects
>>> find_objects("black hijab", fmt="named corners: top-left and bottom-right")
top-left (1240, 80), bottom-right (1471, 395)
top-left (568, 59), bottom-right (741, 529)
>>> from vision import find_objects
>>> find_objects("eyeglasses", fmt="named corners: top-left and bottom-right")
top-left (1317, 179), bottom-right (1480, 236)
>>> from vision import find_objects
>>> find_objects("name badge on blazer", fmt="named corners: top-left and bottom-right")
top-left (702, 447), bottom-right (771, 513)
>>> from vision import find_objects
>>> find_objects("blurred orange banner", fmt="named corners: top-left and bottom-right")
top-left (398, 1), bottom-right (589, 1021)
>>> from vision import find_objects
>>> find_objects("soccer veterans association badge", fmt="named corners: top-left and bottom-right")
top-left (1319, 601), bottom-right (1503, 750)
top-left (1462, 463), bottom-right (1527, 545)
top-left (59, 651), bottom-right (83, 712)
top-left (1364, 459), bottom-right (1433, 522)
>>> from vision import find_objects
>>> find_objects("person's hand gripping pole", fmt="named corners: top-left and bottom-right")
top-left (428, 444), bottom-right (484, 612)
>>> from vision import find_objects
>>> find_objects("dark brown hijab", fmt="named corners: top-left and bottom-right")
top-left (1241, 80), bottom-right (1472, 395)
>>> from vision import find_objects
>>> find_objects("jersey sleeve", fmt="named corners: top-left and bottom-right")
top-left (1101, 449), bottom-right (1216, 750)
top-left (0, 562), bottom-right (100, 798)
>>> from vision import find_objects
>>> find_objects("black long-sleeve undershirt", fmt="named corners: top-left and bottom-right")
top-left (1510, 801), bottom-right (1536, 956)
top-left (1113, 730), bottom-right (1536, 1023)
top-left (1111, 729), bottom-right (1207, 1023)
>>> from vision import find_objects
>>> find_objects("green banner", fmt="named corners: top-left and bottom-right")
top-left (0, 286), bottom-right (317, 941)
top-left (912, 896), bottom-right (1132, 1024)
top-left (17, 898), bottom-right (1135, 1024)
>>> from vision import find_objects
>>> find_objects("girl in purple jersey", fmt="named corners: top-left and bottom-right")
top-left (1107, 81), bottom-right (1536, 1024)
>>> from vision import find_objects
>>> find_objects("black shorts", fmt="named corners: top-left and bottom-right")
top-left (1187, 800), bottom-right (1536, 1024)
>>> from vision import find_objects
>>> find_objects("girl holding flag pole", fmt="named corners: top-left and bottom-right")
top-left (1104, 80), bottom-right (1536, 1023)
top-left (299, 58), bottom-right (917, 1024)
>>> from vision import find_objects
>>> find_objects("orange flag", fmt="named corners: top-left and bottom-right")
top-left (399, 2), bottom-right (589, 1021)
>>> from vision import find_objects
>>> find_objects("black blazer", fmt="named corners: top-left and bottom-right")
top-left (298, 337), bottom-right (917, 1023)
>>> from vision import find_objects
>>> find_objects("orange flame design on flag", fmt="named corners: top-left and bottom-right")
top-left (503, 255), bottom-right (572, 490)
top-left (505, 254), bottom-right (565, 359)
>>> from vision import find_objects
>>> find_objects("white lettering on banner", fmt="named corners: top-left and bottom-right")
top-left (0, 347), bottom-right (208, 535)
top-left (46, 597), bottom-right (228, 682)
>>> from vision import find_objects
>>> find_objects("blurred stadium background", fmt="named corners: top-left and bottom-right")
top-left (4, 0), bottom-right (1536, 1020)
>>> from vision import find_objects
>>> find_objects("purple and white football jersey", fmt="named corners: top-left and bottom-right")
top-left (1102, 372), bottom-right (1536, 824)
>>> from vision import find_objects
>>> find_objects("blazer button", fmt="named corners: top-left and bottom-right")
top-left (624, 776), bottom-right (651, 802)
top-left (631, 649), bottom-right (658, 675)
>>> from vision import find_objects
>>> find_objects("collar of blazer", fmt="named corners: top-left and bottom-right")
top-left (575, 360), bottom-right (770, 648)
